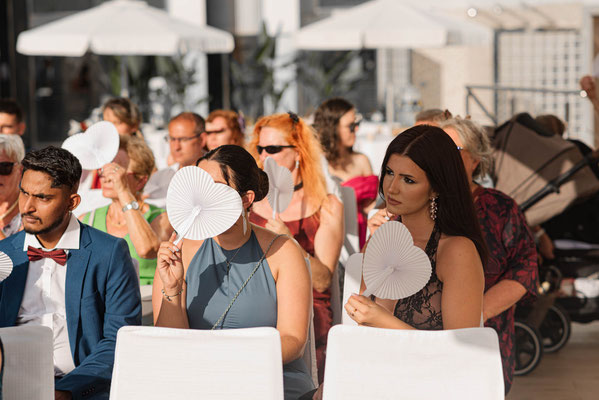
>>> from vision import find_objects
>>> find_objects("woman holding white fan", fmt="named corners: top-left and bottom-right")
top-left (153, 145), bottom-right (315, 400)
top-left (347, 125), bottom-right (487, 330)
top-left (247, 112), bottom-right (344, 384)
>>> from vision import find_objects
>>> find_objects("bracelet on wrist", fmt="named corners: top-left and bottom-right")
top-left (162, 287), bottom-right (183, 301)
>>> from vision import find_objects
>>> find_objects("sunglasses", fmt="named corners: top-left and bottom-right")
top-left (349, 119), bottom-right (362, 133)
top-left (256, 145), bottom-right (295, 154)
top-left (0, 162), bottom-right (15, 176)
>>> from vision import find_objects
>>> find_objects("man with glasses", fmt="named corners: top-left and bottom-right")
top-left (144, 112), bottom-right (206, 207)
top-left (0, 99), bottom-right (26, 136)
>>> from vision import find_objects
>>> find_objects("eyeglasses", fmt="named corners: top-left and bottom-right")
top-left (349, 119), bottom-right (362, 133)
top-left (0, 162), bottom-right (15, 176)
top-left (256, 145), bottom-right (295, 154)
top-left (165, 133), bottom-right (203, 144)
top-left (206, 128), bottom-right (227, 135)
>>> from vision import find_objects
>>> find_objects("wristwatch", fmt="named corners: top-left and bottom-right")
top-left (122, 201), bottom-right (140, 212)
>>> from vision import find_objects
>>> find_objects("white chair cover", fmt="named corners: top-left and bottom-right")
top-left (0, 325), bottom-right (54, 400)
top-left (110, 326), bottom-right (284, 400)
top-left (322, 325), bottom-right (504, 400)
top-left (341, 253), bottom-right (363, 325)
top-left (339, 186), bottom-right (360, 265)
top-left (302, 256), bottom-right (319, 386)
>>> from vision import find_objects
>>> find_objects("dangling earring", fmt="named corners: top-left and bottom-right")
top-left (295, 160), bottom-right (299, 170)
top-left (429, 196), bottom-right (438, 221)
top-left (242, 209), bottom-right (248, 235)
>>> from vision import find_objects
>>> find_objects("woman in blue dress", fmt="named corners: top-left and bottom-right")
top-left (152, 145), bottom-right (315, 400)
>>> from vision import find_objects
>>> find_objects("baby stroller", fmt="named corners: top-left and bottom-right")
top-left (490, 113), bottom-right (599, 375)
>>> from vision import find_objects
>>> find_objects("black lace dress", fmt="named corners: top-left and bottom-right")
top-left (393, 224), bottom-right (443, 330)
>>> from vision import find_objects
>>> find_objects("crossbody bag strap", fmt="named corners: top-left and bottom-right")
top-left (211, 234), bottom-right (286, 330)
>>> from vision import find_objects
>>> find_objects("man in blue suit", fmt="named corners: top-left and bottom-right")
top-left (0, 146), bottom-right (141, 399)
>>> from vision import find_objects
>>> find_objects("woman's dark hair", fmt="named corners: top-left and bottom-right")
top-left (379, 125), bottom-right (488, 265)
top-left (313, 97), bottom-right (355, 165)
top-left (22, 146), bottom-right (82, 192)
top-left (197, 145), bottom-right (269, 208)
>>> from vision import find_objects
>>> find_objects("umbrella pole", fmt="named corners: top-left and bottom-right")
top-left (120, 56), bottom-right (129, 98)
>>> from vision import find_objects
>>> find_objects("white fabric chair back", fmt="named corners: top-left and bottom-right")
top-left (339, 186), bottom-right (360, 265)
top-left (110, 326), bottom-right (284, 400)
top-left (0, 325), bottom-right (54, 400)
top-left (322, 325), bottom-right (504, 400)
top-left (341, 253), bottom-right (363, 325)
top-left (330, 265), bottom-right (342, 326)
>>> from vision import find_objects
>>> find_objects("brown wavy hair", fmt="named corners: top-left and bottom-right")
top-left (249, 113), bottom-right (327, 207)
top-left (102, 97), bottom-right (143, 138)
top-left (312, 97), bottom-right (354, 165)
top-left (207, 109), bottom-right (245, 146)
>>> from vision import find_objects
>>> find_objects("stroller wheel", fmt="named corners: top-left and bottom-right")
top-left (539, 303), bottom-right (571, 353)
top-left (514, 320), bottom-right (543, 376)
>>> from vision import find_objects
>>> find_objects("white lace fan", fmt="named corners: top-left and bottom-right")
top-left (264, 157), bottom-right (294, 218)
top-left (62, 121), bottom-right (120, 170)
top-left (362, 221), bottom-right (431, 299)
top-left (0, 251), bottom-right (13, 282)
top-left (166, 166), bottom-right (243, 245)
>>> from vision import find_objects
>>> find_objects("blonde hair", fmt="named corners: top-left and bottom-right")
top-left (118, 135), bottom-right (155, 180)
top-left (439, 118), bottom-right (493, 179)
top-left (249, 113), bottom-right (327, 206)
top-left (0, 134), bottom-right (25, 163)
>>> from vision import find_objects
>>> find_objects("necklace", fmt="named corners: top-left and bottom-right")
top-left (0, 199), bottom-right (18, 221)
top-left (224, 242), bottom-right (244, 273)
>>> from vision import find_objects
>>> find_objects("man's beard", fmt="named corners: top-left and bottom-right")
top-left (22, 208), bottom-right (70, 236)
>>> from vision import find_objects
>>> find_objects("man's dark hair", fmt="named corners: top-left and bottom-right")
top-left (22, 146), bottom-right (82, 191)
top-left (0, 98), bottom-right (24, 123)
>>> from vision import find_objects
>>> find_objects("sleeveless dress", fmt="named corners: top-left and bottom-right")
top-left (394, 223), bottom-right (444, 330)
top-left (341, 175), bottom-right (379, 248)
top-left (249, 212), bottom-right (331, 384)
top-left (81, 203), bottom-right (164, 285)
top-left (185, 232), bottom-right (314, 400)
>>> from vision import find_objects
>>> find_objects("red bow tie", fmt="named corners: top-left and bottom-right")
top-left (27, 246), bottom-right (68, 266)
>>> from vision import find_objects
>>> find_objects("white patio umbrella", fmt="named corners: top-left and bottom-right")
top-left (293, 0), bottom-right (491, 50)
top-left (16, 0), bottom-right (234, 95)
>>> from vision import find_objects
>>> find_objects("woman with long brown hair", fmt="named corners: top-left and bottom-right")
top-left (248, 112), bottom-right (344, 383)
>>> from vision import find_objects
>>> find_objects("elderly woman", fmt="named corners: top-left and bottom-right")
top-left (0, 134), bottom-right (25, 239)
top-left (80, 135), bottom-right (173, 285)
top-left (439, 118), bottom-right (539, 395)
top-left (205, 109), bottom-right (245, 151)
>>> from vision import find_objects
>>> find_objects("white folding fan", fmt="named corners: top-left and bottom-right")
top-left (0, 251), bottom-right (13, 282)
top-left (166, 166), bottom-right (243, 245)
top-left (264, 157), bottom-right (294, 218)
top-left (362, 221), bottom-right (432, 299)
top-left (62, 121), bottom-right (120, 170)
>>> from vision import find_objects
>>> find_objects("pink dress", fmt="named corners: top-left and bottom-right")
top-left (341, 175), bottom-right (379, 248)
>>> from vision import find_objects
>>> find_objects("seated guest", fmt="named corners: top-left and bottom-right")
top-left (351, 125), bottom-right (486, 331)
top-left (0, 146), bottom-right (141, 400)
top-left (0, 99), bottom-right (26, 136)
top-left (0, 134), bottom-right (25, 239)
top-left (153, 145), bottom-right (314, 400)
top-left (80, 135), bottom-right (172, 285)
top-left (143, 112), bottom-right (207, 206)
top-left (248, 112), bottom-right (344, 383)
top-left (102, 97), bottom-right (142, 138)
top-left (205, 109), bottom-right (245, 151)
top-left (440, 118), bottom-right (538, 394)
top-left (313, 98), bottom-right (376, 248)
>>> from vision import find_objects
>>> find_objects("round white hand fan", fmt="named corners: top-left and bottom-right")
top-left (362, 221), bottom-right (431, 299)
top-left (166, 166), bottom-right (243, 245)
top-left (264, 157), bottom-right (294, 218)
top-left (0, 251), bottom-right (13, 282)
top-left (62, 121), bottom-right (120, 170)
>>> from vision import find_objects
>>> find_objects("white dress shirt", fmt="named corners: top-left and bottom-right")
top-left (17, 213), bottom-right (80, 377)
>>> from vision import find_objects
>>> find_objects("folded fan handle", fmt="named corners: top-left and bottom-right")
top-left (272, 188), bottom-right (279, 219)
top-left (173, 207), bottom-right (201, 246)
top-left (361, 283), bottom-right (378, 298)
top-left (361, 266), bottom-right (395, 298)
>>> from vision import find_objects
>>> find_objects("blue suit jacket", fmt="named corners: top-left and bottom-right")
top-left (0, 222), bottom-right (141, 399)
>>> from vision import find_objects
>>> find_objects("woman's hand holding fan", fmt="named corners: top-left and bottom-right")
top-left (156, 232), bottom-right (185, 293)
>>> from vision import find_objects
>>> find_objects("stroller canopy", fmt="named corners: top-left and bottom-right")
top-left (491, 113), bottom-right (599, 227)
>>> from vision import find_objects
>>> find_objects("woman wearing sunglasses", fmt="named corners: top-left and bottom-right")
top-left (313, 98), bottom-right (377, 249)
top-left (248, 112), bottom-right (344, 384)
top-left (80, 135), bottom-right (173, 285)
top-left (0, 134), bottom-right (25, 239)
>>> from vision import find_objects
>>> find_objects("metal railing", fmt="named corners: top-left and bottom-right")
top-left (465, 85), bottom-right (583, 126)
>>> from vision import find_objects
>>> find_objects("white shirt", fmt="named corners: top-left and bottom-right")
top-left (17, 213), bottom-right (80, 377)
top-left (2, 213), bottom-right (21, 237)
top-left (143, 163), bottom-right (179, 208)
